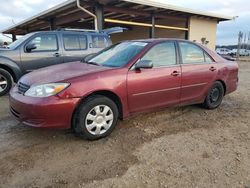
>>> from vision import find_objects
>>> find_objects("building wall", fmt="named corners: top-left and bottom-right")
top-left (188, 16), bottom-right (217, 50)
top-left (110, 26), bottom-right (186, 44)
top-left (110, 26), bottom-right (149, 43)
top-left (109, 17), bottom-right (218, 50)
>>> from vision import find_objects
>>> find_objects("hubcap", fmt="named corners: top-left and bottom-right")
top-left (210, 87), bottom-right (220, 103)
top-left (85, 105), bottom-right (114, 135)
top-left (0, 74), bottom-right (8, 92)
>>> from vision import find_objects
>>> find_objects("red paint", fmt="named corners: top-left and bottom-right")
top-left (9, 39), bottom-right (239, 129)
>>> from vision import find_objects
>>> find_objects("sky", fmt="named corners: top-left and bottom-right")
top-left (0, 0), bottom-right (249, 45)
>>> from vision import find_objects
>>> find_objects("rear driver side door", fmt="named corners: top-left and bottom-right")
top-left (62, 34), bottom-right (89, 62)
top-left (127, 41), bottom-right (181, 113)
top-left (178, 42), bottom-right (218, 105)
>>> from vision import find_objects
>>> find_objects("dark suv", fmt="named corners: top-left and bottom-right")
top-left (0, 28), bottom-right (124, 96)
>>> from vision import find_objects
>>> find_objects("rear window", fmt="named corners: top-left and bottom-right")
top-left (92, 35), bottom-right (109, 48)
top-left (63, 34), bottom-right (87, 50)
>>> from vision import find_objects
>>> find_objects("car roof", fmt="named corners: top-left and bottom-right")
top-left (130, 38), bottom-right (195, 43)
top-left (128, 38), bottom-right (224, 62)
top-left (28, 30), bottom-right (108, 35)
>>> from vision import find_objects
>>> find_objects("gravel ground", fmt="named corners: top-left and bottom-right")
top-left (0, 62), bottom-right (249, 188)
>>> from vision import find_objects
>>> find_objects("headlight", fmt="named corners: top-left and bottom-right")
top-left (25, 83), bottom-right (70, 97)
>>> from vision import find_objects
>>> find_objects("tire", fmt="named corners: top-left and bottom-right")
top-left (202, 81), bottom-right (224, 109)
top-left (73, 95), bottom-right (119, 140)
top-left (0, 69), bottom-right (13, 96)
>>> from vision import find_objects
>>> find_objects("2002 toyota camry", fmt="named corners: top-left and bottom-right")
top-left (9, 39), bottom-right (239, 140)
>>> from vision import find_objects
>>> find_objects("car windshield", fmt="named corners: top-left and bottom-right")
top-left (8, 33), bottom-right (33, 49)
top-left (88, 41), bottom-right (148, 67)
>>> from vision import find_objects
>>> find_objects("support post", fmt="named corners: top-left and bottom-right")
top-left (149, 13), bottom-right (155, 38)
top-left (185, 18), bottom-right (189, 40)
top-left (49, 18), bottom-right (56, 30)
top-left (12, 34), bottom-right (16, 42)
top-left (26, 27), bottom-right (30, 34)
top-left (94, 3), bottom-right (104, 31)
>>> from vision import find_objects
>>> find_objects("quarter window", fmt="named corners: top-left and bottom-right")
top-left (179, 42), bottom-right (208, 64)
top-left (141, 42), bottom-right (176, 67)
top-left (92, 35), bottom-right (109, 48)
top-left (27, 34), bottom-right (58, 52)
top-left (63, 34), bottom-right (87, 50)
top-left (79, 35), bottom-right (87, 49)
top-left (204, 53), bottom-right (213, 63)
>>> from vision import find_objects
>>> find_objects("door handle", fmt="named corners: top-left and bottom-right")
top-left (171, 71), bottom-right (181, 76)
top-left (209, 66), bottom-right (216, 71)
top-left (53, 53), bottom-right (61, 57)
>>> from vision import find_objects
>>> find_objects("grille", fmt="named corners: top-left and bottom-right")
top-left (18, 82), bottom-right (30, 94)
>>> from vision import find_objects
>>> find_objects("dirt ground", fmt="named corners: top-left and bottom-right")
top-left (0, 62), bottom-right (250, 188)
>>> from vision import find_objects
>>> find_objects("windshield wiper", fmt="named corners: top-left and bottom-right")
top-left (86, 61), bottom-right (100, 66)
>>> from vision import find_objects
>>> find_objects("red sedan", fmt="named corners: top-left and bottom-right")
top-left (9, 39), bottom-right (239, 140)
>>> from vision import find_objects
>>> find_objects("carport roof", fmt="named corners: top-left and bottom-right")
top-left (1, 0), bottom-right (233, 35)
top-left (124, 0), bottom-right (233, 20)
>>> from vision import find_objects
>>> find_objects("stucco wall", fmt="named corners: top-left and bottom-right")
top-left (188, 17), bottom-right (217, 50)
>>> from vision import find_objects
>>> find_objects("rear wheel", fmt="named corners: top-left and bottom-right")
top-left (203, 81), bottom-right (224, 109)
top-left (73, 95), bottom-right (119, 140)
top-left (0, 69), bottom-right (13, 96)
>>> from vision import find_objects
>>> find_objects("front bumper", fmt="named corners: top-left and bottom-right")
top-left (9, 87), bottom-right (81, 129)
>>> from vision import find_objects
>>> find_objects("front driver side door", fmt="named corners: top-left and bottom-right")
top-left (127, 41), bottom-right (181, 113)
top-left (21, 33), bottom-right (63, 73)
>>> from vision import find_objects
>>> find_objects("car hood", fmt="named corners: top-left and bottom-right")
top-left (0, 48), bottom-right (12, 56)
top-left (20, 61), bottom-right (111, 86)
top-left (0, 47), bottom-right (10, 51)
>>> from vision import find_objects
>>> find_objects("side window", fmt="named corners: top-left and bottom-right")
top-left (141, 42), bottom-right (176, 67)
top-left (27, 34), bottom-right (57, 52)
top-left (63, 34), bottom-right (87, 50)
top-left (179, 42), bottom-right (206, 64)
top-left (92, 35), bottom-right (109, 48)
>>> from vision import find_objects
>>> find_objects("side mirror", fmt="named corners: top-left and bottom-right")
top-left (26, 43), bottom-right (37, 52)
top-left (135, 60), bottom-right (153, 70)
top-left (82, 53), bottom-right (97, 62)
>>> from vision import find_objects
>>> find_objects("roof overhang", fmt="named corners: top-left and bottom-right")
top-left (1, 0), bottom-right (233, 35)
top-left (123, 0), bottom-right (233, 21)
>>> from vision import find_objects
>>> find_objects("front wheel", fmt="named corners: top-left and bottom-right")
top-left (0, 69), bottom-right (13, 96)
top-left (202, 81), bottom-right (224, 109)
top-left (73, 95), bottom-right (119, 140)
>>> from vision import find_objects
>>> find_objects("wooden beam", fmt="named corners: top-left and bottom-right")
top-left (104, 18), bottom-right (189, 31)
top-left (55, 11), bottom-right (92, 26)
top-left (104, 6), bottom-right (187, 20)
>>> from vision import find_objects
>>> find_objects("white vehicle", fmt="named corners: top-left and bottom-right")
top-left (216, 48), bottom-right (231, 55)
top-left (230, 49), bottom-right (238, 56)
top-left (238, 49), bottom-right (250, 56)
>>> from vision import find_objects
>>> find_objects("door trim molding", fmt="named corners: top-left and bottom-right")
top-left (182, 82), bottom-right (207, 89)
top-left (132, 82), bottom-right (207, 96)
top-left (132, 86), bottom-right (180, 96)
